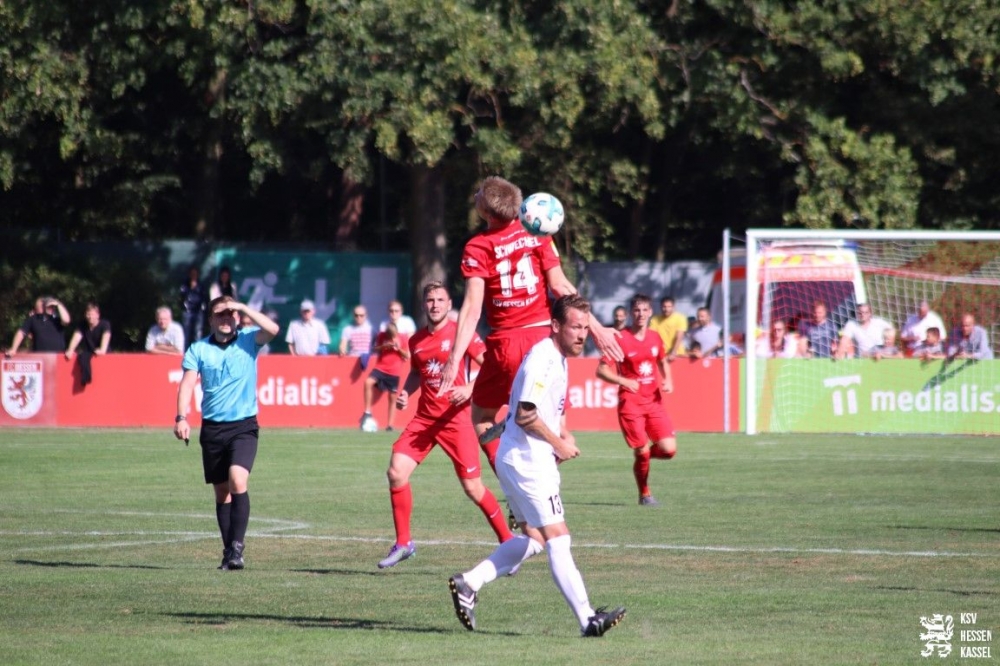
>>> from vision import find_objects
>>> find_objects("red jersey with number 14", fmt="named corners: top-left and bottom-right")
top-left (461, 222), bottom-right (562, 330)
top-left (603, 329), bottom-right (665, 414)
top-left (408, 320), bottom-right (487, 421)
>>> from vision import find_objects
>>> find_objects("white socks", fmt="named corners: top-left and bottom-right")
top-left (546, 534), bottom-right (594, 627)
top-left (465, 535), bottom-right (543, 590)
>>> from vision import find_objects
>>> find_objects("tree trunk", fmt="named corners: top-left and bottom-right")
top-left (407, 164), bottom-right (447, 324)
top-left (334, 170), bottom-right (364, 250)
top-left (194, 68), bottom-right (227, 240)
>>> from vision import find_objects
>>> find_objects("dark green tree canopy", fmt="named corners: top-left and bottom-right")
top-left (2, 0), bottom-right (998, 264)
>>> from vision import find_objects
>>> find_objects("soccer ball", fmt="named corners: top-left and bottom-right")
top-left (361, 416), bottom-right (379, 433)
top-left (519, 192), bottom-right (565, 236)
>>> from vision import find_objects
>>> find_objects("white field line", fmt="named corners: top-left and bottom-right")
top-left (6, 522), bottom-right (997, 559)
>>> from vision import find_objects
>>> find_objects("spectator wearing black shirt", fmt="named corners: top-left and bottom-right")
top-left (180, 266), bottom-right (209, 349)
top-left (65, 302), bottom-right (112, 387)
top-left (7, 297), bottom-right (70, 355)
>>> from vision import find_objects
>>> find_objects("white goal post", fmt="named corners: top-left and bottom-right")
top-left (739, 229), bottom-right (1000, 435)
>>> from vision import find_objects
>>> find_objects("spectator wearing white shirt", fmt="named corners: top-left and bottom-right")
top-left (755, 319), bottom-right (798, 358)
top-left (901, 300), bottom-right (947, 353)
top-left (379, 300), bottom-right (417, 336)
top-left (685, 308), bottom-right (722, 359)
top-left (286, 299), bottom-right (331, 356)
top-left (340, 304), bottom-right (374, 368)
top-left (146, 306), bottom-right (185, 355)
top-left (836, 304), bottom-right (892, 359)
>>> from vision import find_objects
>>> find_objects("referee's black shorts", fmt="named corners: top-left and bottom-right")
top-left (199, 416), bottom-right (259, 485)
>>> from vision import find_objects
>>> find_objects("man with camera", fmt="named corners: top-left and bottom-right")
top-left (6, 296), bottom-right (71, 355)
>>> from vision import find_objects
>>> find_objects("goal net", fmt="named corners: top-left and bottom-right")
top-left (742, 230), bottom-right (1000, 435)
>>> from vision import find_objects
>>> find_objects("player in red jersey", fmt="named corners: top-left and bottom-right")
top-left (360, 322), bottom-right (409, 432)
top-left (377, 282), bottom-right (513, 569)
top-left (596, 294), bottom-right (677, 506)
top-left (438, 176), bottom-right (623, 467)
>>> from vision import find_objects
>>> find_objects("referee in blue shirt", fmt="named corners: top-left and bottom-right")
top-left (174, 295), bottom-right (279, 570)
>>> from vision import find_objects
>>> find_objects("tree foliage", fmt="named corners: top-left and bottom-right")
top-left (1, 0), bottom-right (998, 277)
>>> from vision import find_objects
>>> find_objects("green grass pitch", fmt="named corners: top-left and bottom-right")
top-left (0, 428), bottom-right (997, 665)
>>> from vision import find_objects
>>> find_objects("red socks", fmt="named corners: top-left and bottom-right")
top-left (476, 488), bottom-right (513, 543)
top-left (389, 484), bottom-right (413, 546)
top-left (633, 450), bottom-right (651, 497)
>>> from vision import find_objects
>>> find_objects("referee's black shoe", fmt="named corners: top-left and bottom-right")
top-left (226, 541), bottom-right (245, 570)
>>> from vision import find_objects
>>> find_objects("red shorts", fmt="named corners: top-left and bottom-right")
top-left (472, 326), bottom-right (550, 410)
top-left (617, 405), bottom-right (676, 449)
top-left (392, 416), bottom-right (484, 479)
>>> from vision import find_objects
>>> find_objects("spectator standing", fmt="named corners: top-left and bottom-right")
top-left (650, 296), bottom-right (687, 361)
top-left (376, 281), bottom-right (512, 569)
top-left (948, 313), bottom-right (993, 360)
top-left (755, 319), bottom-right (798, 358)
top-left (379, 300), bottom-right (417, 337)
top-left (360, 322), bottom-right (409, 432)
top-left (340, 305), bottom-right (374, 367)
top-left (447, 295), bottom-right (626, 638)
top-left (286, 299), bottom-right (330, 356)
top-left (595, 294), bottom-right (677, 507)
top-left (901, 300), bottom-right (947, 353)
top-left (685, 307), bottom-right (722, 359)
top-left (797, 302), bottom-right (839, 359)
top-left (209, 265), bottom-right (237, 301)
top-left (146, 307), bottom-right (185, 355)
top-left (65, 301), bottom-right (112, 386)
top-left (173, 296), bottom-right (279, 571)
top-left (610, 306), bottom-right (628, 332)
top-left (180, 266), bottom-right (208, 350)
top-left (836, 304), bottom-right (892, 359)
top-left (7, 296), bottom-right (70, 354)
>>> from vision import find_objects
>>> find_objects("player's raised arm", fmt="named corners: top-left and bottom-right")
top-left (545, 264), bottom-right (623, 362)
top-left (230, 301), bottom-right (279, 345)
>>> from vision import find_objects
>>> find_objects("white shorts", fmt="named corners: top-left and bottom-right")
top-left (497, 459), bottom-right (565, 528)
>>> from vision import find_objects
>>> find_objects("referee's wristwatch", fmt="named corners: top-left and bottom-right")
top-left (175, 415), bottom-right (187, 423)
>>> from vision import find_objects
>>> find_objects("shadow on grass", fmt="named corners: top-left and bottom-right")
top-left (887, 525), bottom-right (1000, 534)
top-left (163, 611), bottom-right (464, 634)
top-left (291, 567), bottom-right (384, 576)
top-left (291, 567), bottom-right (455, 579)
top-left (872, 585), bottom-right (996, 597)
top-left (15, 559), bottom-right (167, 570)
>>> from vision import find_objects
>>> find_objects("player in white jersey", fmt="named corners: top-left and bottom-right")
top-left (448, 295), bottom-right (626, 638)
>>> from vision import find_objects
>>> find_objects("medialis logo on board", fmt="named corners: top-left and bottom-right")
top-left (567, 379), bottom-right (618, 409)
top-left (258, 375), bottom-right (340, 407)
top-left (823, 373), bottom-right (1000, 416)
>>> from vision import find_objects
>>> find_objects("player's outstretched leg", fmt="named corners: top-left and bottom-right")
top-left (582, 606), bottom-right (627, 637)
top-left (448, 574), bottom-right (477, 631)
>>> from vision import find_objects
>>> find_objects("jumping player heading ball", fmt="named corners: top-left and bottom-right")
top-left (437, 176), bottom-right (624, 467)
